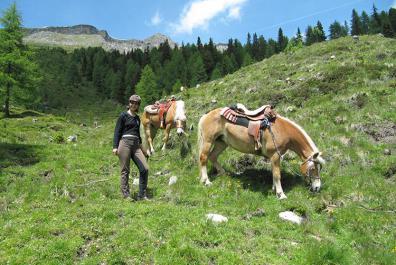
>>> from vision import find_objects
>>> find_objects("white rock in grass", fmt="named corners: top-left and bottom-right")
top-left (67, 135), bottom-right (77, 142)
top-left (206, 213), bottom-right (228, 223)
top-left (168, 176), bottom-right (177, 186)
top-left (279, 211), bottom-right (304, 225)
top-left (132, 178), bottom-right (139, 186)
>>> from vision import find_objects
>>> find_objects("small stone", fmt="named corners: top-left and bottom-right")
top-left (32, 118), bottom-right (38, 122)
top-left (384, 149), bottom-right (391, 155)
top-left (330, 55), bottom-right (336, 59)
top-left (286, 106), bottom-right (296, 112)
top-left (168, 176), bottom-right (177, 186)
top-left (180, 86), bottom-right (184, 92)
top-left (211, 99), bottom-right (217, 104)
top-left (352, 35), bottom-right (359, 41)
top-left (67, 135), bottom-right (77, 142)
top-left (279, 211), bottom-right (304, 225)
top-left (196, 84), bottom-right (200, 88)
top-left (132, 178), bottom-right (139, 186)
top-left (206, 213), bottom-right (228, 223)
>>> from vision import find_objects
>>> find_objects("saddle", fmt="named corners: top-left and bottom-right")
top-left (220, 104), bottom-right (277, 150)
top-left (144, 99), bottom-right (175, 128)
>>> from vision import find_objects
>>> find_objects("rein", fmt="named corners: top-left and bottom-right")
top-left (267, 123), bottom-right (321, 181)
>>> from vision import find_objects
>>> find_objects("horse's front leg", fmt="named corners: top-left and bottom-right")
top-left (161, 124), bottom-right (172, 151)
top-left (271, 155), bottom-right (287, 199)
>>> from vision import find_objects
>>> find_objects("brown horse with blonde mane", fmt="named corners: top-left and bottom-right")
top-left (142, 100), bottom-right (187, 155)
top-left (198, 107), bottom-right (325, 199)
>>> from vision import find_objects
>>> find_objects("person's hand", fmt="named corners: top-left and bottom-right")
top-left (112, 148), bottom-right (118, 155)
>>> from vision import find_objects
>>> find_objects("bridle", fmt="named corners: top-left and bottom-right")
top-left (301, 155), bottom-right (322, 183)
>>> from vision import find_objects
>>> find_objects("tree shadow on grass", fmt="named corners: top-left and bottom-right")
top-left (228, 167), bottom-right (305, 194)
top-left (1, 110), bottom-right (42, 119)
top-left (0, 143), bottom-right (43, 172)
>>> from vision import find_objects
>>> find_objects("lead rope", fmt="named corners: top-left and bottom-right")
top-left (268, 124), bottom-right (282, 159)
top-left (268, 123), bottom-right (304, 178)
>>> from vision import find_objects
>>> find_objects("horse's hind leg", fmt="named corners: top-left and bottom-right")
top-left (209, 140), bottom-right (227, 176)
top-left (145, 125), bottom-right (157, 155)
top-left (199, 141), bottom-right (213, 186)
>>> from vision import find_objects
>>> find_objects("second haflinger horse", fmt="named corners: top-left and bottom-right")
top-left (142, 98), bottom-right (187, 155)
top-left (198, 103), bottom-right (325, 199)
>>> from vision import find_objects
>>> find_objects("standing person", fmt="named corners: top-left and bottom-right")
top-left (113, 95), bottom-right (149, 201)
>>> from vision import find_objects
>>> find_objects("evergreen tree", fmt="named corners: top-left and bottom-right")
top-left (296, 28), bottom-right (303, 42)
top-left (389, 8), bottom-right (396, 33)
top-left (135, 65), bottom-right (158, 106)
top-left (257, 35), bottom-right (267, 60)
top-left (196, 36), bottom-right (203, 51)
top-left (110, 71), bottom-right (124, 102)
top-left (351, 9), bottom-right (363, 35)
top-left (329, 21), bottom-right (343, 39)
top-left (277, 27), bottom-right (288, 52)
top-left (369, 4), bottom-right (382, 34)
top-left (245, 33), bottom-right (252, 57)
top-left (124, 59), bottom-right (141, 96)
top-left (342, 20), bottom-right (350, 36)
top-left (0, 3), bottom-right (39, 116)
top-left (266, 38), bottom-right (277, 57)
top-left (381, 16), bottom-right (394, 37)
top-left (252, 33), bottom-right (259, 60)
top-left (315, 21), bottom-right (326, 41)
top-left (361, 11), bottom-right (370, 34)
top-left (305, 26), bottom-right (314, 45)
top-left (187, 52), bottom-right (207, 87)
top-left (210, 63), bottom-right (222, 80)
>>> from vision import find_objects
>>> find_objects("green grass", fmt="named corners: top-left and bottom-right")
top-left (1, 35), bottom-right (396, 264)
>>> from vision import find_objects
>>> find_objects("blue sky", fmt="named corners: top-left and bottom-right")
top-left (0, 0), bottom-right (394, 44)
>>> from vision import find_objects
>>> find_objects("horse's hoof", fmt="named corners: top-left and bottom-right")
top-left (277, 193), bottom-right (287, 200)
top-left (205, 180), bottom-right (212, 186)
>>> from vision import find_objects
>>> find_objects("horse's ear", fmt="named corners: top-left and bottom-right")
top-left (313, 152), bottom-right (320, 159)
top-left (270, 105), bottom-right (275, 109)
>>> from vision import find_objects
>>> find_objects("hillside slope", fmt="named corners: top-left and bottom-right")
top-left (1, 35), bottom-right (395, 264)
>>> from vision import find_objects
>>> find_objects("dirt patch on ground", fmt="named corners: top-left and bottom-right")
top-left (352, 122), bottom-right (396, 144)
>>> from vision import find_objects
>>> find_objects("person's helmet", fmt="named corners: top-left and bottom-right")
top-left (129, 94), bottom-right (141, 103)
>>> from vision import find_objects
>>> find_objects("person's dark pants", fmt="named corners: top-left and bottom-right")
top-left (117, 138), bottom-right (149, 198)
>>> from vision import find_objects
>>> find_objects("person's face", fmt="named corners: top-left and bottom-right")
top-left (129, 100), bottom-right (139, 111)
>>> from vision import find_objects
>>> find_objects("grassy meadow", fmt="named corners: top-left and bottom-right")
top-left (1, 35), bottom-right (395, 264)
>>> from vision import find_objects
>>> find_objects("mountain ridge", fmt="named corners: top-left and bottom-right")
top-left (23, 24), bottom-right (177, 53)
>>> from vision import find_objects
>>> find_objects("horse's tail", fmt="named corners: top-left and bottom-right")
top-left (197, 114), bottom-right (206, 162)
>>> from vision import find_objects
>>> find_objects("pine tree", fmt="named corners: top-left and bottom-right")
top-left (257, 35), bottom-right (267, 60)
top-left (342, 20), bottom-right (350, 36)
top-left (296, 28), bottom-right (302, 42)
top-left (305, 26), bottom-right (314, 45)
top-left (389, 8), bottom-right (396, 33)
top-left (135, 65), bottom-right (158, 106)
top-left (351, 9), bottom-right (363, 35)
top-left (0, 3), bottom-right (39, 116)
top-left (187, 52), bottom-right (207, 87)
top-left (369, 4), bottom-right (382, 34)
top-left (245, 33), bottom-right (252, 57)
top-left (315, 21), bottom-right (326, 41)
top-left (329, 21), bottom-right (343, 39)
top-left (277, 27), bottom-right (288, 52)
top-left (361, 11), bottom-right (370, 34)
top-left (252, 33), bottom-right (259, 60)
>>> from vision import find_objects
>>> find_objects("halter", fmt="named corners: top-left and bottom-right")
top-left (175, 119), bottom-right (184, 129)
top-left (301, 155), bottom-right (322, 182)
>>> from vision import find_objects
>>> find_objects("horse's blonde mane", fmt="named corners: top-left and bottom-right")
top-left (278, 115), bottom-right (319, 154)
top-left (174, 100), bottom-right (186, 121)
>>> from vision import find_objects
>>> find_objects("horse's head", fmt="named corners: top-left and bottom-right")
top-left (174, 100), bottom-right (187, 136)
top-left (300, 152), bottom-right (325, 192)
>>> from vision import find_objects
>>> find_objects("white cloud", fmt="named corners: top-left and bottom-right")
top-left (150, 11), bottom-right (162, 26)
top-left (172, 0), bottom-right (247, 34)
